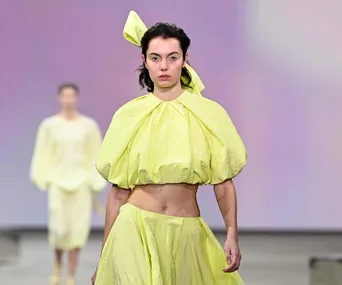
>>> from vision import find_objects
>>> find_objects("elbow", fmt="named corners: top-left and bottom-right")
top-left (214, 179), bottom-right (236, 201)
top-left (110, 185), bottom-right (131, 205)
top-left (30, 174), bottom-right (48, 191)
top-left (214, 179), bottom-right (234, 191)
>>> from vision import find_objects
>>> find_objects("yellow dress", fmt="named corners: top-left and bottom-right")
top-left (30, 115), bottom-right (107, 250)
top-left (94, 90), bottom-right (247, 285)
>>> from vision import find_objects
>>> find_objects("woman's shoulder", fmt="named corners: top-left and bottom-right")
top-left (182, 89), bottom-right (225, 106)
top-left (180, 90), bottom-right (232, 120)
top-left (114, 93), bottom-right (153, 115)
top-left (37, 115), bottom-right (58, 130)
top-left (77, 115), bottom-right (101, 129)
top-left (107, 93), bottom-right (160, 126)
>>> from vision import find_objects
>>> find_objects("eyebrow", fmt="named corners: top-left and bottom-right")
top-left (148, 52), bottom-right (180, 56)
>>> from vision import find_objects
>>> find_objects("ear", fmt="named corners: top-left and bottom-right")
top-left (141, 54), bottom-right (148, 69)
top-left (183, 52), bottom-right (188, 67)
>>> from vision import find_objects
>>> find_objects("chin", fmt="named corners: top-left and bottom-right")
top-left (156, 81), bottom-right (176, 89)
top-left (63, 105), bottom-right (76, 110)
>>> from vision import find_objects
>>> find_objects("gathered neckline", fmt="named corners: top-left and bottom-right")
top-left (150, 90), bottom-right (188, 103)
top-left (55, 114), bottom-right (84, 123)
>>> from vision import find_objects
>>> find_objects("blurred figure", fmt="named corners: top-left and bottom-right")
top-left (30, 82), bottom-right (107, 285)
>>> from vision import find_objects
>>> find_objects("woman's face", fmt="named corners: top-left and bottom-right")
top-left (143, 37), bottom-right (187, 90)
top-left (58, 87), bottom-right (78, 110)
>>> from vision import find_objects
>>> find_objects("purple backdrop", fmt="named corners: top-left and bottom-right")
top-left (1, 0), bottom-right (342, 230)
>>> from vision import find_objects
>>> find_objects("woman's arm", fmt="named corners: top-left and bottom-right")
top-left (87, 121), bottom-right (107, 193)
top-left (214, 179), bottom-right (241, 272)
top-left (92, 185), bottom-right (130, 284)
top-left (101, 185), bottom-right (130, 252)
top-left (214, 179), bottom-right (238, 239)
top-left (30, 120), bottom-right (52, 191)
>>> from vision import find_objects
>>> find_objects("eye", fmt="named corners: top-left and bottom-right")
top-left (169, 56), bottom-right (178, 61)
top-left (151, 56), bottom-right (160, 61)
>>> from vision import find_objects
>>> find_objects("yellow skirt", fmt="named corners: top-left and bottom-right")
top-left (48, 184), bottom-right (92, 250)
top-left (95, 203), bottom-right (244, 285)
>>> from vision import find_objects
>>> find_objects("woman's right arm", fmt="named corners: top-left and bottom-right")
top-left (92, 185), bottom-right (130, 284)
top-left (101, 185), bottom-right (131, 253)
top-left (30, 119), bottom-right (52, 191)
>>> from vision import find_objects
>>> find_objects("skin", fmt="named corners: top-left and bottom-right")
top-left (91, 37), bottom-right (241, 284)
top-left (54, 87), bottom-right (81, 282)
top-left (57, 86), bottom-right (80, 119)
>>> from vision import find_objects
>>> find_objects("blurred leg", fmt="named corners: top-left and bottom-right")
top-left (67, 248), bottom-right (80, 285)
top-left (50, 248), bottom-right (63, 285)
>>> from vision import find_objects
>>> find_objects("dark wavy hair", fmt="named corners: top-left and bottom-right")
top-left (138, 22), bottom-right (193, 92)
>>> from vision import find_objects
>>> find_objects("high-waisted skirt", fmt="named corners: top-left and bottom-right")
top-left (95, 203), bottom-right (244, 285)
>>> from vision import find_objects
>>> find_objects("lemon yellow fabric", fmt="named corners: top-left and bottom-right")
top-left (95, 10), bottom-right (247, 284)
top-left (48, 183), bottom-right (92, 250)
top-left (95, 203), bottom-right (244, 285)
top-left (123, 10), bottom-right (205, 96)
top-left (96, 90), bottom-right (247, 189)
top-left (30, 115), bottom-right (107, 249)
top-left (30, 115), bottom-right (107, 192)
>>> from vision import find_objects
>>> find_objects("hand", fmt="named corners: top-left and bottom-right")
top-left (223, 237), bottom-right (241, 273)
top-left (91, 268), bottom-right (97, 285)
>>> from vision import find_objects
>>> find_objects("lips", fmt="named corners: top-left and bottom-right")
top-left (159, 75), bottom-right (170, 80)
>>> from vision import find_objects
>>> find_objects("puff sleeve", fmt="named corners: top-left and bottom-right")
top-left (30, 119), bottom-right (53, 191)
top-left (87, 121), bottom-right (108, 192)
top-left (95, 95), bottom-right (160, 189)
top-left (179, 95), bottom-right (247, 183)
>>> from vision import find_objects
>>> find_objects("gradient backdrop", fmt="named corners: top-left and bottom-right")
top-left (1, 0), bottom-right (341, 231)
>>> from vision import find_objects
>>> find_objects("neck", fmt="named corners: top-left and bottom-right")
top-left (153, 83), bottom-right (183, 101)
top-left (59, 109), bottom-right (79, 120)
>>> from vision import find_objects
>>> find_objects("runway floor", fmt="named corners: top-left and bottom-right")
top-left (0, 232), bottom-right (341, 284)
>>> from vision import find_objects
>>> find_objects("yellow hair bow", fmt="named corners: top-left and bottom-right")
top-left (123, 10), bottom-right (205, 95)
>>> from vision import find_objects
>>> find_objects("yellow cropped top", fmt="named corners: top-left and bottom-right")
top-left (95, 90), bottom-right (247, 189)
top-left (95, 11), bottom-right (247, 189)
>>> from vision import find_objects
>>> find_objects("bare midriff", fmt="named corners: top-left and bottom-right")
top-left (127, 183), bottom-right (200, 217)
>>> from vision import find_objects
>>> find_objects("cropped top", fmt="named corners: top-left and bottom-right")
top-left (95, 90), bottom-right (247, 189)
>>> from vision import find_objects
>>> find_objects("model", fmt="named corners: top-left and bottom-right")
top-left (92, 11), bottom-right (247, 285)
top-left (30, 82), bottom-right (107, 285)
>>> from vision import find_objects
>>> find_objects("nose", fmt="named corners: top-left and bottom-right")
top-left (160, 59), bottom-right (168, 71)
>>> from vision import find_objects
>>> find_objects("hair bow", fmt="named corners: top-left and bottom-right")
top-left (123, 10), bottom-right (205, 95)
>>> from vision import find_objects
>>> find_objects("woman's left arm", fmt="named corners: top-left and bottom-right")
top-left (214, 179), bottom-right (241, 273)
